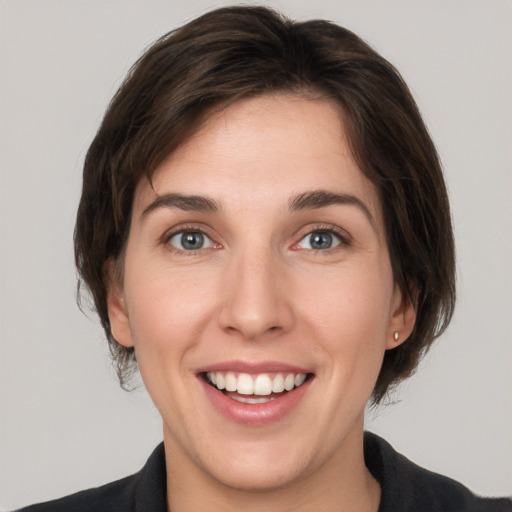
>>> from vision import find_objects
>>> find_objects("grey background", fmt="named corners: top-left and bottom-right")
top-left (0, 0), bottom-right (511, 509)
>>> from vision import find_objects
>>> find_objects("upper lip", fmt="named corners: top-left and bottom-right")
top-left (196, 360), bottom-right (312, 375)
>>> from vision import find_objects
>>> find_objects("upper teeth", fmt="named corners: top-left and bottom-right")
top-left (207, 372), bottom-right (307, 395)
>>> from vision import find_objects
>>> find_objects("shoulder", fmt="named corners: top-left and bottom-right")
top-left (13, 474), bottom-right (138, 512)
top-left (364, 432), bottom-right (512, 512)
top-left (13, 443), bottom-right (167, 512)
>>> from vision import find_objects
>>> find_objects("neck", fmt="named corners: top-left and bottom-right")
top-left (163, 419), bottom-right (380, 512)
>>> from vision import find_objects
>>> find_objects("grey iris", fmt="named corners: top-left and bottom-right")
top-left (310, 232), bottom-right (333, 249)
top-left (181, 232), bottom-right (204, 250)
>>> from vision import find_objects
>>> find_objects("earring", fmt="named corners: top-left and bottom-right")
top-left (393, 331), bottom-right (399, 342)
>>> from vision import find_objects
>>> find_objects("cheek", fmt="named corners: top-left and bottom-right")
top-left (124, 262), bottom-right (216, 358)
top-left (300, 262), bottom-right (394, 364)
top-left (311, 261), bottom-right (392, 320)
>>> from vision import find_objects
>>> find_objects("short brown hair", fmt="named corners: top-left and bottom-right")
top-left (74, 5), bottom-right (455, 404)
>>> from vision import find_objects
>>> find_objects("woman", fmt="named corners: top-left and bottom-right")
top-left (16, 6), bottom-right (511, 512)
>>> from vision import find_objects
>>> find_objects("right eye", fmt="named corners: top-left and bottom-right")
top-left (168, 230), bottom-right (214, 251)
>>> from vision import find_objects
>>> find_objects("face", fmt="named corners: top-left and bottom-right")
top-left (108, 94), bottom-right (414, 492)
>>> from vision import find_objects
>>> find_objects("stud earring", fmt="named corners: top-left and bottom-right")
top-left (393, 331), bottom-right (399, 342)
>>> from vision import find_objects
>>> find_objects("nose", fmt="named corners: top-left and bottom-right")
top-left (218, 249), bottom-right (294, 341)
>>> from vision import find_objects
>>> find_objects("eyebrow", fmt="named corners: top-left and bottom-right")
top-left (141, 189), bottom-right (375, 227)
top-left (289, 190), bottom-right (375, 227)
top-left (141, 193), bottom-right (220, 218)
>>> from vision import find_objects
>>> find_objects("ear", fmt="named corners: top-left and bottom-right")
top-left (385, 284), bottom-right (416, 350)
top-left (105, 259), bottom-right (134, 348)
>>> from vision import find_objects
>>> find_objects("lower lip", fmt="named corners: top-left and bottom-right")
top-left (199, 376), bottom-right (312, 426)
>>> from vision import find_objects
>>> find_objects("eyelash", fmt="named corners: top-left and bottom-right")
top-left (162, 224), bottom-right (351, 255)
top-left (163, 225), bottom-right (220, 255)
top-left (293, 224), bottom-right (351, 253)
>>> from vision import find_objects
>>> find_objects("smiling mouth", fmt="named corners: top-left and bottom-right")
top-left (203, 371), bottom-right (312, 404)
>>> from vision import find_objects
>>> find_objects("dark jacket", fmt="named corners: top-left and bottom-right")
top-left (15, 432), bottom-right (512, 512)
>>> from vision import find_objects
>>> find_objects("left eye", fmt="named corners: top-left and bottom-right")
top-left (296, 230), bottom-right (342, 250)
top-left (168, 231), bottom-right (214, 251)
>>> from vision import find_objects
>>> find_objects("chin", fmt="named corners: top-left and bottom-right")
top-left (209, 457), bottom-right (306, 492)
top-left (175, 430), bottom-right (315, 493)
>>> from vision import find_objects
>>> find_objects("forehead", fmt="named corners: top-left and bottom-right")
top-left (133, 93), bottom-right (383, 227)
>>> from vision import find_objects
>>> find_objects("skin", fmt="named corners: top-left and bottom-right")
top-left (107, 94), bottom-right (415, 512)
